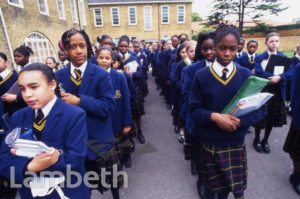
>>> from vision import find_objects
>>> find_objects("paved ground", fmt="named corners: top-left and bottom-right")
top-left (92, 74), bottom-right (299, 199)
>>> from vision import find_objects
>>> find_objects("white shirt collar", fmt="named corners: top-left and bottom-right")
top-left (120, 52), bottom-right (130, 60)
top-left (205, 60), bottom-right (212, 67)
top-left (296, 54), bottom-right (300, 59)
top-left (212, 60), bottom-right (234, 78)
top-left (267, 50), bottom-right (277, 56)
top-left (247, 53), bottom-right (255, 59)
top-left (237, 51), bottom-right (243, 57)
top-left (0, 69), bottom-right (11, 79)
top-left (35, 95), bottom-right (57, 118)
top-left (106, 67), bottom-right (111, 73)
top-left (70, 60), bottom-right (87, 79)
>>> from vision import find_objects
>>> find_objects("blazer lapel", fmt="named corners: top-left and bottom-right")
top-left (61, 65), bottom-right (72, 93)
top-left (78, 62), bottom-right (94, 95)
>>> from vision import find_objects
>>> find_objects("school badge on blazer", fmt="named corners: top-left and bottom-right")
top-left (114, 90), bottom-right (121, 98)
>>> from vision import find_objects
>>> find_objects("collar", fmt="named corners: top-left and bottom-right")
top-left (247, 53), bottom-right (255, 59)
top-left (212, 60), bottom-right (234, 78)
top-left (106, 67), bottom-right (111, 73)
top-left (0, 69), bottom-right (11, 79)
top-left (35, 95), bottom-right (57, 118)
top-left (205, 60), bottom-right (212, 67)
top-left (295, 54), bottom-right (300, 59)
top-left (70, 60), bottom-right (87, 78)
top-left (184, 58), bottom-right (192, 65)
top-left (237, 51), bottom-right (242, 57)
top-left (267, 50), bottom-right (277, 56)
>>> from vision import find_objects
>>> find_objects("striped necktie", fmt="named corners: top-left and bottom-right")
top-left (33, 109), bottom-right (46, 140)
top-left (74, 69), bottom-right (82, 82)
top-left (221, 68), bottom-right (229, 81)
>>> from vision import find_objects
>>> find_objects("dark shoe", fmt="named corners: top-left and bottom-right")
top-left (253, 139), bottom-right (263, 153)
top-left (191, 161), bottom-right (197, 176)
top-left (261, 141), bottom-right (270, 153)
top-left (124, 154), bottom-right (132, 168)
top-left (174, 125), bottom-right (179, 134)
top-left (167, 104), bottom-right (172, 110)
top-left (137, 132), bottom-right (145, 144)
top-left (290, 174), bottom-right (300, 195)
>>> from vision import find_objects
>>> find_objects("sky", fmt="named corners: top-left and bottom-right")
top-left (192, 0), bottom-right (300, 23)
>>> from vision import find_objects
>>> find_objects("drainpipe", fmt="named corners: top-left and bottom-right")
top-left (157, 3), bottom-right (160, 41)
top-left (76, 0), bottom-right (82, 30)
top-left (0, 6), bottom-right (15, 69)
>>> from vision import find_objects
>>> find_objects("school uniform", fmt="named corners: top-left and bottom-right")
top-left (254, 51), bottom-right (293, 128)
top-left (238, 53), bottom-right (258, 71)
top-left (158, 49), bottom-right (172, 105)
top-left (0, 97), bottom-right (90, 199)
top-left (55, 61), bottom-right (123, 192)
top-left (286, 55), bottom-right (300, 103)
top-left (136, 50), bottom-right (149, 97)
top-left (234, 51), bottom-right (247, 62)
top-left (0, 69), bottom-right (27, 117)
top-left (190, 61), bottom-right (267, 198)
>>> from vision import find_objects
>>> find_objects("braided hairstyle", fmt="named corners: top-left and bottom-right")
top-left (194, 31), bottom-right (216, 62)
top-left (214, 24), bottom-right (240, 48)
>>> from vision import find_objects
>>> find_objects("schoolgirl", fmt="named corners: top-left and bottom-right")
top-left (189, 24), bottom-right (267, 199)
top-left (253, 32), bottom-right (293, 153)
top-left (13, 45), bottom-right (34, 72)
top-left (0, 52), bottom-right (27, 117)
top-left (283, 63), bottom-right (300, 195)
top-left (97, 35), bottom-right (113, 49)
top-left (97, 47), bottom-right (132, 170)
top-left (57, 50), bottom-right (69, 69)
top-left (238, 40), bottom-right (259, 71)
top-left (0, 63), bottom-right (90, 198)
top-left (181, 31), bottom-right (216, 197)
top-left (234, 38), bottom-right (247, 61)
top-left (118, 35), bottom-right (146, 144)
top-left (55, 28), bottom-right (122, 199)
top-left (45, 57), bottom-right (58, 71)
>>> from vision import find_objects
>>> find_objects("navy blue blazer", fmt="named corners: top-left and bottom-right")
top-left (254, 51), bottom-right (293, 101)
top-left (291, 63), bottom-right (300, 128)
top-left (158, 50), bottom-right (171, 80)
top-left (0, 98), bottom-right (90, 199)
top-left (234, 51), bottom-right (247, 62)
top-left (109, 68), bottom-right (131, 132)
top-left (238, 53), bottom-right (258, 71)
top-left (55, 61), bottom-right (116, 160)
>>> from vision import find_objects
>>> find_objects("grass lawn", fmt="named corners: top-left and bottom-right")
top-left (257, 50), bottom-right (294, 58)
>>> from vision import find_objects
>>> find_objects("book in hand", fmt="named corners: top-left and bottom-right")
top-left (231, 93), bottom-right (273, 117)
top-left (222, 76), bottom-right (270, 114)
top-left (264, 54), bottom-right (291, 75)
top-left (5, 128), bottom-right (51, 158)
top-left (127, 61), bottom-right (139, 73)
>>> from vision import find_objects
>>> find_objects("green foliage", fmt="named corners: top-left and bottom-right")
top-left (192, 13), bottom-right (203, 22)
top-left (275, 23), bottom-right (300, 31)
top-left (282, 50), bottom-right (294, 58)
top-left (243, 23), bottom-right (277, 34)
top-left (192, 26), bottom-right (216, 41)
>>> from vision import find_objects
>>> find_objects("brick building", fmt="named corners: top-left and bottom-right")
top-left (0, 0), bottom-right (192, 69)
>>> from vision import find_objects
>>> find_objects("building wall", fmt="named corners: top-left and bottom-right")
top-left (88, 3), bottom-right (192, 42)
top-left (0, 0), bottom-right (92, 68)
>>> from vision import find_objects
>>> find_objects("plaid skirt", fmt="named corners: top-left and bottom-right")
top-left (283, 124), bottom-right (300, 161)
top-left (184, 130), bottom-right (192, 160)
top-left (131, 86), bottom-right (145, 120)
top-left (202, 143), bottom-right (247, 198)
top-left (85, 147), bottom-right (124, 192)
top-left (255, 85), bottom-right (287, 129)
top-left (114, 131), bottom-right (135, 155)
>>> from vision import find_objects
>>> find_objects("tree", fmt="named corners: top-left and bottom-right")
top-left (192, 12), bottom-right (203, 22)
top-left (207, 0), bottom-right (288, 33)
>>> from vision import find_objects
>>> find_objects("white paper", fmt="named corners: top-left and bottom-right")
top-left (11, 139), bottom-right (51, 158)
top-left (261, 59), bottom-right (269, 71)
top-left (127, 61), bottom-right (139, 73)
top-left (273, 66), bottom-right (284, 75)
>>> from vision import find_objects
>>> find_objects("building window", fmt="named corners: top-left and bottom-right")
top-left (70, 0), bottom-right (78, 23)
top-left (7, 0), bottom-right (24, 8)
top-left (128, 7), bottom-right (137, 25)
top-left (79, 0), bottom-right (86, 26)
top-left (144, 6), bottom-right (152, 31)
top-left (111, 7), bottom-right (120, 26)
top-left (93, 8), bottom-right (103, 27)
top-left (162, 35), bottom-right (169, 40)
top-left (177, 5), bottom-right (185, 23)
top-left (38, 0), bottom-right (49, 15)
top-left (24, 32), bottom-right (57, 64)
top-left (161, 6), bottom-right (169, 24)
top-left (114, 37), bottom-right (120, 44)
top-left (56, 0), bottom-right (65, 20)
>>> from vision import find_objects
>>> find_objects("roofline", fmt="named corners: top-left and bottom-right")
top-left (88, 0), bottom-right (193, 6)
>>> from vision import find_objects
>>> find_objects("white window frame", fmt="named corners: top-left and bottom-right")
top-left (144, 6), bottom-right (152, 31)
top-left (162, 34), bottom-right (169, 40)
top-left (24, 32), bottom-right (57, 64)
top-left (79, 0), bottom-right (86, 26)
top-left (56, 0), bottom-right (66, 20)
top-left (93, 8), bottom-right (103, 27)
top-left (38, 0), bottom-right (49, 16)
top-left (111, 7), bottom-right (120, 26)
top-left (161, 5), bottom-right (169, 24)
top-left (70, 0), bottom-right (78, 24)
top-left (177, 5), bottom-right (185, 24)
top-left (7, 0), bottom-right (24, 8)
top-left (114, 37), bottom-right (120, 44)
top-left (128, 6), bottom-right (137, 26)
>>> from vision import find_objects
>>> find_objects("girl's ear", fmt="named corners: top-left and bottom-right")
top-left (49, 80), bottom-right (57, 91)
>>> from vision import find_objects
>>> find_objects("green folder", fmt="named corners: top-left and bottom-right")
top-left (222, 76), bottom-right (269, 114)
